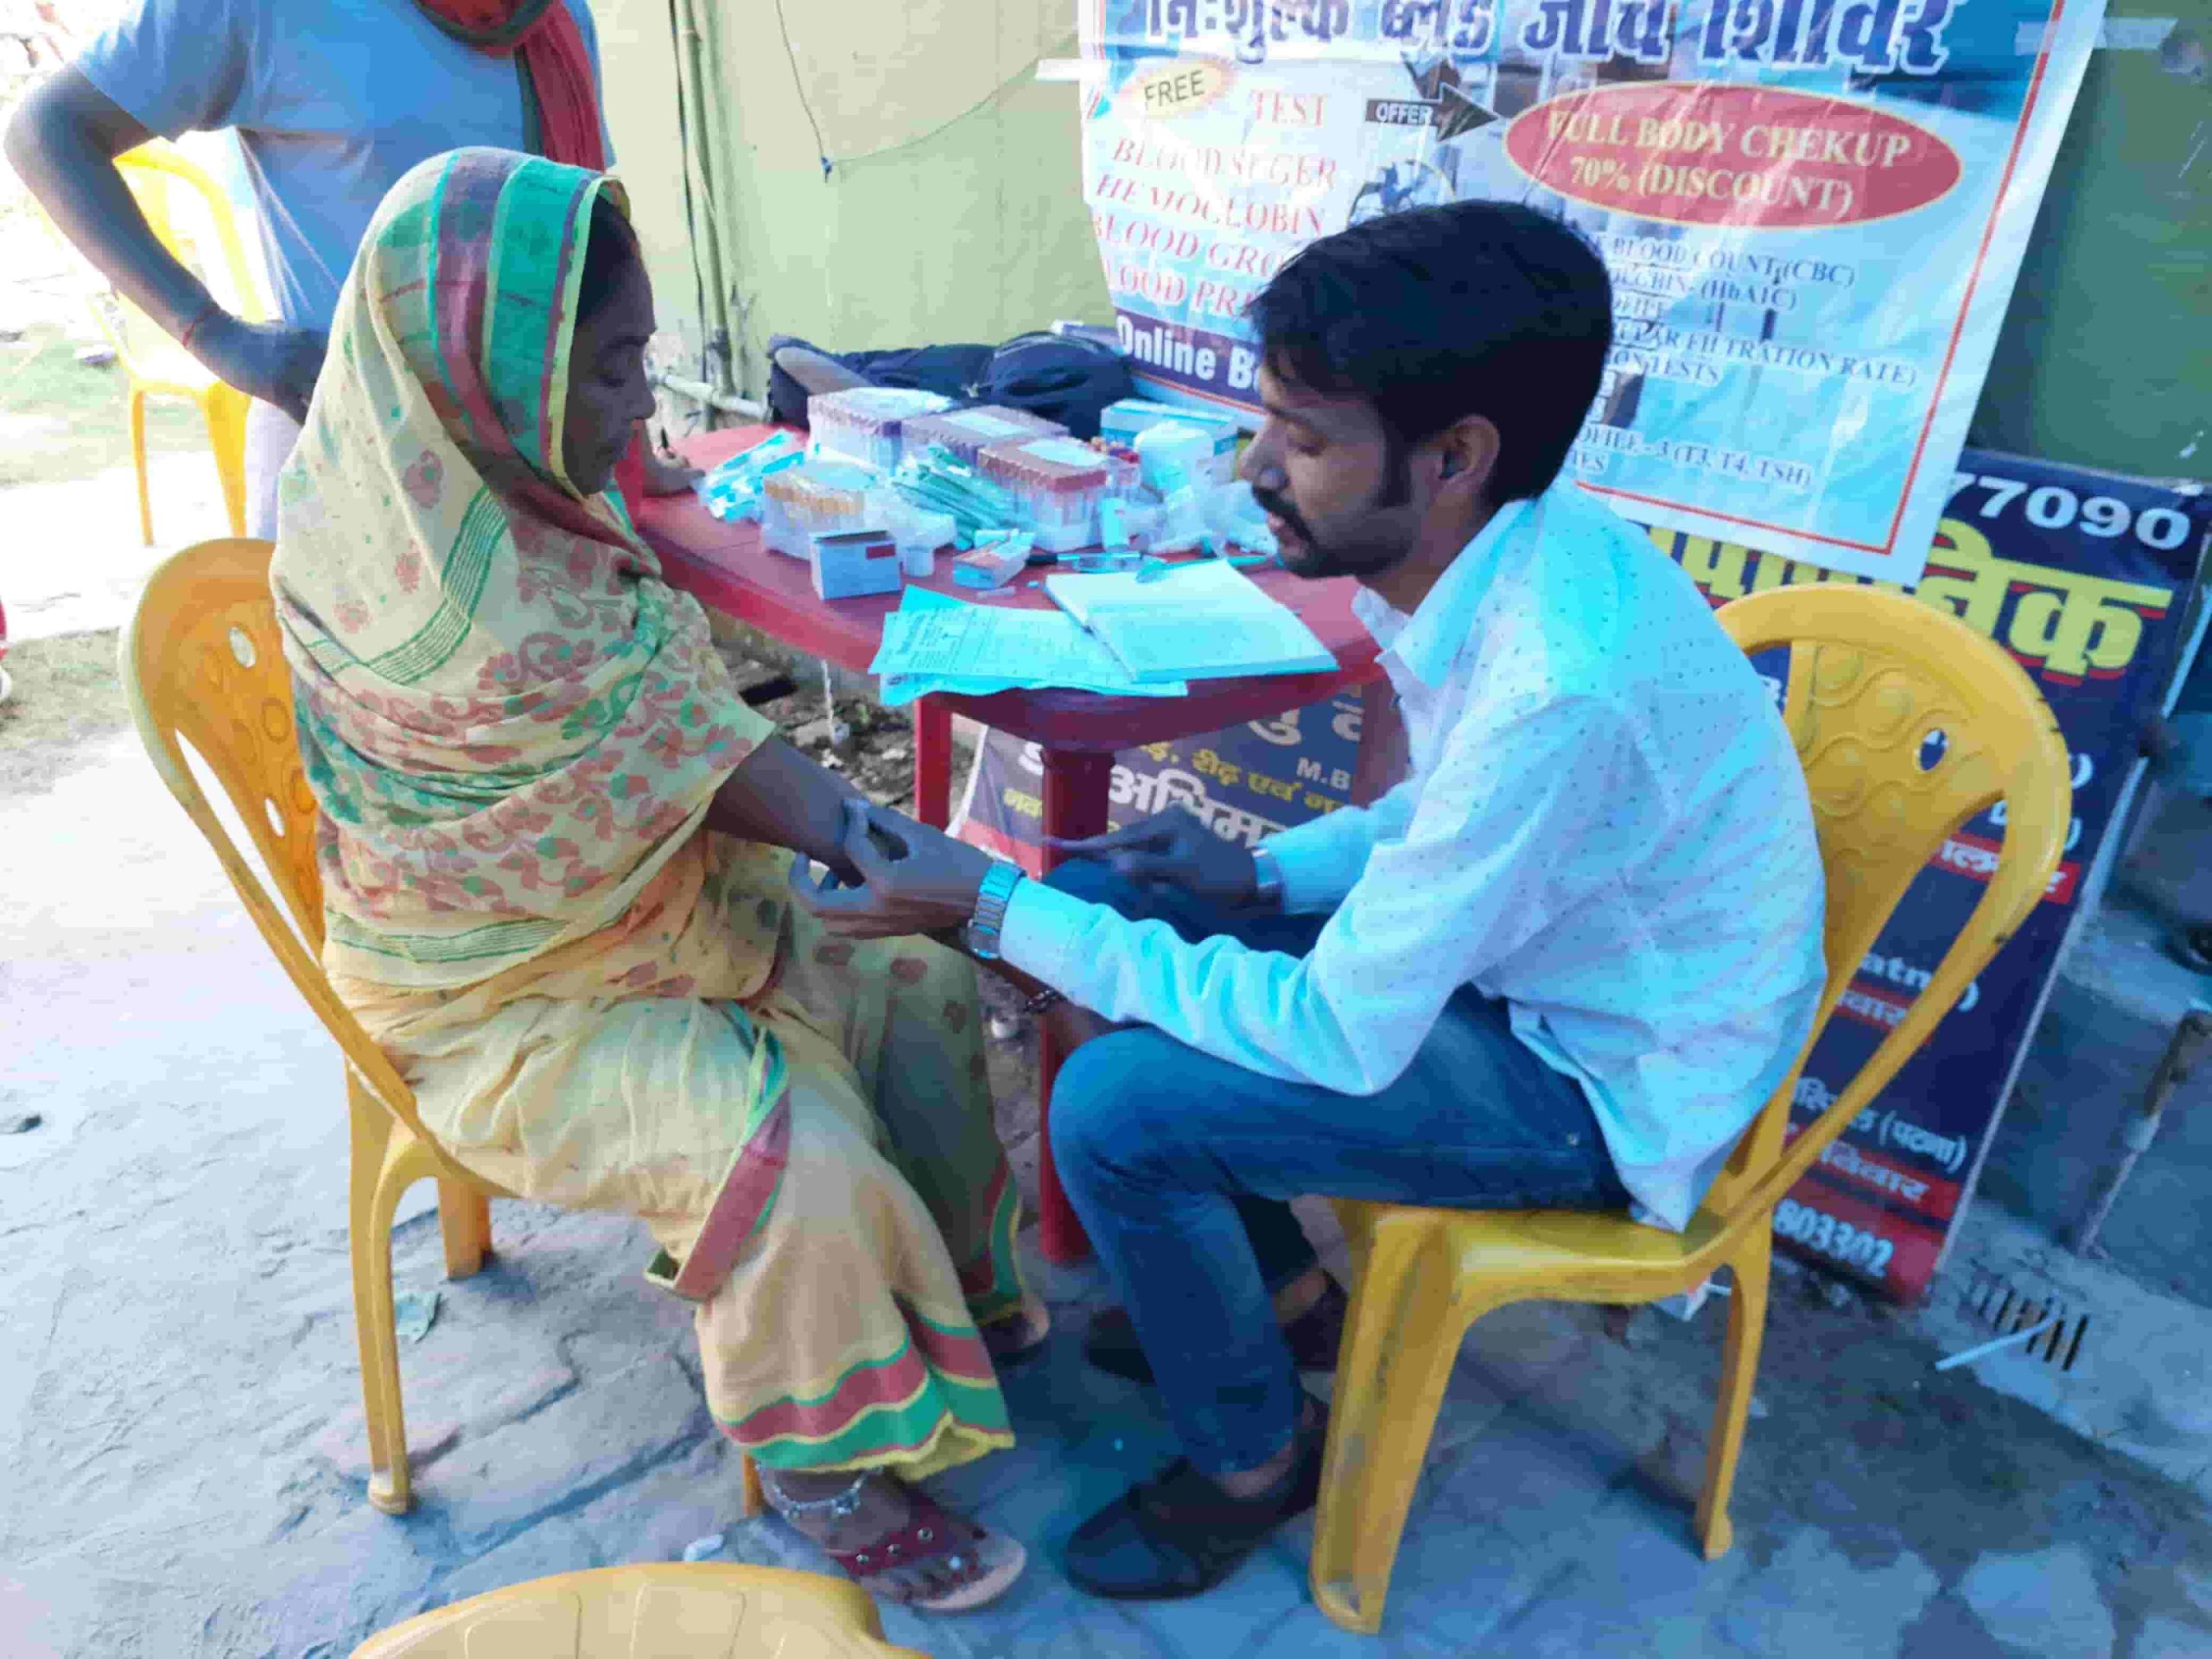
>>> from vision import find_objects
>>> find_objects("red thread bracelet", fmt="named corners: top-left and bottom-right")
top-left (177, 301), bottom-right (223, 355)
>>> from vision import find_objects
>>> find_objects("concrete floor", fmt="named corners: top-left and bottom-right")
top-left (2, 704), bottom-right (2210, 1656)
top-left (3, 474), bottom-right (2211, 1656)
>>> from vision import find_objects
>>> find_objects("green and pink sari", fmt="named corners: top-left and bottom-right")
top-left (271, 148), bottom-right (1023, 1478)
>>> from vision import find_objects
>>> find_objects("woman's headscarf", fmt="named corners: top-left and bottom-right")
top-left (271, 148), bottom-right (767, 988)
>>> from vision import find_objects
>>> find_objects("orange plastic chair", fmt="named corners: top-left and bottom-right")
top-left (60, 141), bottom-right (259, 543)
top-left (349, 1563), bottom-right (927, 1658)
top-left (1306, 586), bottom-right (2070, 1633)
top-left (120, 538), bottom-right (764, 1522)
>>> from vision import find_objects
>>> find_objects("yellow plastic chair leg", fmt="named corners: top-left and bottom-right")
top-left (438, 1181), bottom-right (493, 1281)
top-left (201, 383), bottom-right (251, 538)
top-left (1333, 1192), bottom-right (1380, 1295)
top-left (1309, 1212), bottom-right (1474, 1635)
top-left (1694, 1232), bottom-right (1772, 1560)
top-left (738, 1454), bottom-right (765, 1521)
top-left (348, 1075), bottom-right (412, 1516)
top-left (130, 385), bottom-right (154, 545)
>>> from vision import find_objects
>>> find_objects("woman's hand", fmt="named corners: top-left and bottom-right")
top-left (788, 799), bottom-right (996, 940)
top-left (638, 423), bottom-right (703, 495)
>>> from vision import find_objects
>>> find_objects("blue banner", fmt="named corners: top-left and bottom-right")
top-left (958, 451), bottom-right (2206, 1297)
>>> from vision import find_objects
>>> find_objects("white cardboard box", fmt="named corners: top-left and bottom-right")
top-left (810, 529), bottom-right (905, 601)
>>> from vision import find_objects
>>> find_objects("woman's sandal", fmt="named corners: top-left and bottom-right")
top-left (978, 1293), bottom-right (1052, 1371)
top-left (776, 1471), bottom-right (1027, 1613)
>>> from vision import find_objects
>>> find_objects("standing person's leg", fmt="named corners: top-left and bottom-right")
top-left (244, 400), bottom-right (302, 540)
top-left (1047, 977), bottom-right (1624, 1597)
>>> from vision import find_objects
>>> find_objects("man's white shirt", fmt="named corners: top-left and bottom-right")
top-left (1001, 484), bottom-right (1827, 1230)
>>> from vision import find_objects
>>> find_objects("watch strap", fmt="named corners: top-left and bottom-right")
top-left (965, 860), bottom-right (1025, 960)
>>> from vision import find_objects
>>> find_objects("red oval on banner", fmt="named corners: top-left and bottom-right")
top-left (1503, 82), bottom-right (1961, 230)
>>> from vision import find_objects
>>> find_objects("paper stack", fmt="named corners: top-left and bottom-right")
top-left (868, 589), bottom-right (1187, 707)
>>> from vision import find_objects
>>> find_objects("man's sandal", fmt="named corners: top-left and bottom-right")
top-left (766, 1470), bottom-right (1027, 1614)
top-left (1063, 1396), bottom-right (1329, 1601)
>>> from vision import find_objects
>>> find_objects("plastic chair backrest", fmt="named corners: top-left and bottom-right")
top-left (119, 537), bottom-right (436, 1141)
top-left (1695, 586), bottom-right (2070, 1226)
top-left (86, 141), bottom-right (265, 377)
top-left (348, 1562), bottom-right (927, 1657)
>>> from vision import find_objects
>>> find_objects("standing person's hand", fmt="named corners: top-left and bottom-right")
top-left (187, 310), bottom-right (327, 423)
top-left (1047, 805), bottom-right (1257, 906)
top-left (789, 799), bottom-right (998, 939)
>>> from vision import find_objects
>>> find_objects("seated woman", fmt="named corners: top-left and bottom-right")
top-left (270, 147), bottom-right (1039, 1613)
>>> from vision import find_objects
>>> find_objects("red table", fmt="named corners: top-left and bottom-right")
top-left (633, 426), bottom-right (1383, 1262)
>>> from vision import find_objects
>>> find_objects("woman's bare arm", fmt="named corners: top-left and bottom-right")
top-left (706, 737), bottom-right (873, 882)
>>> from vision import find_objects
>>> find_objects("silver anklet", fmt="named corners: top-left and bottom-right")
top-left (761, 1469), bottom-right (869, 1522)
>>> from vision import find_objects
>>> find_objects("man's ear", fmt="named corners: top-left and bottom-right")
top-left (1433, 416), bottom-right (1501, 500)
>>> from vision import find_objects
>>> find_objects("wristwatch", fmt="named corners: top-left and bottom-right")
top-left (1249, 844), bottom-right (1284, 910)
top-left (964, 859), bottom-right (1026, 960)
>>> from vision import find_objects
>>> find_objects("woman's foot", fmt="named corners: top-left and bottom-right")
top-left (979, 1293), bottom-right (1052, 1370)
top-left (764, 1468), bottom-right (1027, 1613)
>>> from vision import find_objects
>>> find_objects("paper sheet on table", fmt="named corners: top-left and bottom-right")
top-left (868, 589), bottom-right (1187, 705)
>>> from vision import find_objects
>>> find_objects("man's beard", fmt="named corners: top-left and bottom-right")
top-left (1251, 447), bottom-right (1415, 580)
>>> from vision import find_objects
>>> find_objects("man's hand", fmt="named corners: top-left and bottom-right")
top-left (788, 799), bottom-right (996, 939)
top-left (189, 311), bottom-right (327, 424)
top-left (1048, 805), bottom-right (1259, 906)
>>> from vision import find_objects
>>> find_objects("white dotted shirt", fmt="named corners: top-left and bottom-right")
top-left (1000, 484), bottom-right (1828, 1230)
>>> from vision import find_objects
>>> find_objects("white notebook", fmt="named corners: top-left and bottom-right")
top-left (1043, 561), bottom-right (1338, 684)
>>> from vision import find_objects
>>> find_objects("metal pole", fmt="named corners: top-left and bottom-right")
top-left (2069, 1003), bottom-right (2212, 1257)
top-left (650, 369), bottom-right (766, 420)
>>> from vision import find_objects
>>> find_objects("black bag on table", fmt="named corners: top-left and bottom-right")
top-left (767, 331), bottom-right (1134, 440)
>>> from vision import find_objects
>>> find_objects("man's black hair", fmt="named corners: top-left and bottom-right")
top-left (1245, 201), bottom-right (1613, 504)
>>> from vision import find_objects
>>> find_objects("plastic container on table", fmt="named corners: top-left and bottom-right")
top-left (806, 387), bottom-right (954, 470)
top-left (1135, 420), bottom-right (1217, 497)
top-left (861, 486), bottom-right (957, 580)
top-left (978, 435), bottom-right (1114, 554)
top-left (900, 405), bottom-right (1066, 467)
top-left (1099, 398), bottom-right (1241, 483)
top-left (760, 460), bottom-right (877, 558)
top-left (1089, 440), bottom-right (1141, 498)
top-left (897, 507), bottom-right (957, 578)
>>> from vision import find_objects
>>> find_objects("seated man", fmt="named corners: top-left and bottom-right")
top-left (791, 200), bottom-right (1827, 1602)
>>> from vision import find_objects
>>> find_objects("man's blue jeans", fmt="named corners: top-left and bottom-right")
top-left (1045, 859), bottom-right (1630, 1476)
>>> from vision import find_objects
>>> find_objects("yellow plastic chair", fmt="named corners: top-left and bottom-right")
top-left (68, 141), bottom-right (258, 543)
top-left (349, 1563), bottom-right (927, 1657)
top-left (1306, 586), bottom-right (2071, 1634)
top-left (120, 538), bottom-right (764, 1523)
